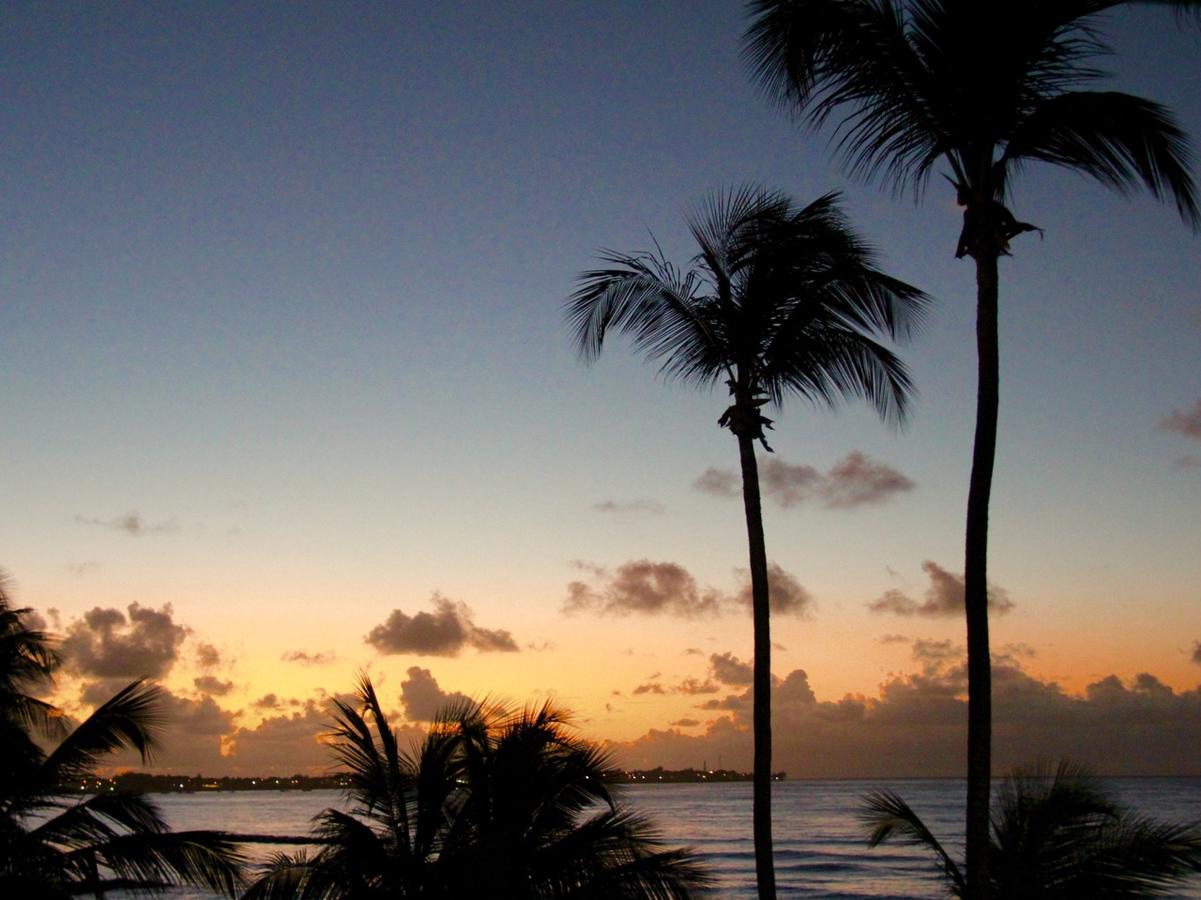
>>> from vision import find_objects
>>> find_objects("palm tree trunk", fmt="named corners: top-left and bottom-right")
top-left (963, 250), bottom-right (999, 900)
top-left (736, 429), bottom-right (777, 900)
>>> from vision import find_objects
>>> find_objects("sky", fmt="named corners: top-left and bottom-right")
top-left (2, 1), bottom-right (1199, 778)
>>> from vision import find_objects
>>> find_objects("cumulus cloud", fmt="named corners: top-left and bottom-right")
top-left (868, 560), bottom-right (1013, 617)
top-left (61, 603), bottom-right (190, 678)
top-left (633, 682), bottom-right (666, 695)
top-left (760, 460), bottom-right (823, 508)
top-left (193, 675), bottom-right (234, 696)
top-left (692, 468), bottom-right (740, 498)
top-left (74, 512), bottom-right (179, 536)
top-left (736, 563), bottom-right (813, 617)
top-left (365, 593), bottom-right (519, 656)
top-left (675, 677), bottom-right (719, 695)
top-left (1162, 399), bottom-right (1201, 439)
top-left (282, 649), bottom-right (337, 666)
top-left (195, 643), bottom-right (221, 669)
top-left (710, 652), bottom-right (753, 686)
top-left (399, 666), bottom-right (474, 722)
top-left (607, 648), bottom-right (1201, 779)
top-left (821, 452), bottom-right (916, 508)
top-left (592, 499), bottom-right (666, 515)
top-left (563, 560), bottom-right (723, 618)
top-left (694, 452), bottom-right (914, 510)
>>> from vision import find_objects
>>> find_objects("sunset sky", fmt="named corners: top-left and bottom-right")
top-left (3, 2), bottom-right (1199, 778)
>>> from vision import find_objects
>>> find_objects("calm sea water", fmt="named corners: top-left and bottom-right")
top-left (127, 778), bottom-right (1201, 898)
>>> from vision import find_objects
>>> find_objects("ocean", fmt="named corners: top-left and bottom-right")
top-left (128, 778), bottom-right (1201, 898)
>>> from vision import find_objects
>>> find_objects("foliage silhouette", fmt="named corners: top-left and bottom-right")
top-left (242, 676), bottom-right (710, 898)
top-left (744, 4), bottom-right (1199, 895)
top-left (862, 761), bottom-right (1201, 898)
top-left (0, 571), bottom-right (245, 898)
top-left (566, 186), bottom-right (927, 898)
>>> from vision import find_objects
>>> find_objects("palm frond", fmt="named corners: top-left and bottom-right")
top-left (41, 678), bottom-right (163, 783)
top-left (1004, 90), bottom-right (1199, 228)
top-left (861, 788), bottom-right (966, 895)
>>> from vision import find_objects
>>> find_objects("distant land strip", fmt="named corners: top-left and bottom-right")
top-left (66, 767), bottom-right (786, 794)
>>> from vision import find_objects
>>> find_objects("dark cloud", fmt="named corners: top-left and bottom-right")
top-left (607, 649), bottom-right (1201, 778)
top-left (281, 649), bottom-right (337, 666)
top-left (399, 666), bottom-right (474, 722)
top-left (633, 682), bottom-right (666, 695)
top-left (820, 452), bottom-right (916, 508)
top-left (195, 642), bottom-right (221, 669)
top-left (736, 563), bottom-right (813, 617)
top-left (62, 603), bottom-right (190, 678)
top-left (193, 676), bottom-right (234, 697)
top-left (760, 460), bottom-right (823, 508)
top-left (868, 560), bottom-right (1013, 617)
top-left (365, 593), bottom-right (519, 656)
top-left (710, 652), bottom-right (753, 686)
top-left (592, 499), bottom-right (666, 515)
top-left (675, 677), bottom-right (719, 695)
top-left (563, 560), bottom-right (723, 618)
top-left (692, 467), bottom-right (740, 498)
top-left (670, 718), bottom-right (701, 728)
top-left (695, 453), bottom-right (913, 510)
top-left (1162, 399), bottom-right (1201, 439)
top-left (253, 693), bottom-right (283, 710)
top-left (74, 512), bottom-right (179, 536)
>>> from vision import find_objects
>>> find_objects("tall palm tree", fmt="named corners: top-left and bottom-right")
top-left (0, 573), bottom-right (245, 898)
top-left (566, 187), bottom-right (927, 899)
top-left (242, 676), bottom-right (709, 898)
top-left (862, 761), bottom-right (1201, 898)
top-left (743, 5), bottom-right (1198, 896)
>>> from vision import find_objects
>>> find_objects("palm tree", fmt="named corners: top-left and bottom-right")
top-left (0, 573), bottom-right (245, 898)
top-left (565, 187), bottom-right (927, 898)
top-left (242, 676), bottom-right (710, 898)
top-left (862, 761), bottom-right (1201, 898)
top-left (743, 5), bottom-right (1199, 895)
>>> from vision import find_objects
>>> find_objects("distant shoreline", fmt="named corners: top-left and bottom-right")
top-left (70, 767), bottom-right (786, 794)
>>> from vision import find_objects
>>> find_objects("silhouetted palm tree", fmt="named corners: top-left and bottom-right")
top-left (0, 573), bottom-right (245, 898)
top-left (744, 5), bottom-right (1198, 895)
top-left (242, 676), bottom-right (709, 898)
top-left (862, 761), bottom-right (1201, 898)
top-left (566, 187), bottom-right (927, 898)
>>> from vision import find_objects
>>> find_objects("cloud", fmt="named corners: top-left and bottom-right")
top-left (760, 460), bottom-right (823, 508)
top-left (736, 563), bottom-right (813, 617)
top-left (1162, 399), bottom-right (1201, 439)
top-left (675, 677), bottom-right (719, 695)
top-left (592, 499), bottom-right (666, 515)
top-left (281, 649), bottom-right (337, 666)
top-left (670, 718), bottom-right (701, 728)
top-left (73, 512), bottom-right (179, 536)
top-left (820, 451), bottom-right (916, 508)
top-left (61, 603), bottom-right (190, 678)
top-left (65, 561), bottom-right (100, 576)
top-left (633, 682), bottom-right (666, 695)
top-left (879, 633), bottom-right (909, 645)
top-left (695, 452), bottom-right (914, 510)
top-left (195, 642), bottom-right (222, 669)
top-left (710, 652), bottom-right (753, 686)
top-left (1192, 641), bottom-right (1201, 665)
top-left (868, 560), bottom-right (1013, 617)
top-left (606, 648), bottom-right (1201, 778)
top-left (365, 593), bottom-right (519, 656)
top-left (253, 693), bottom-right (283, 710)
top-left (692, 468), bottom-right (740, 498)
top-left (399, 666), bottom-right (474, 722)
top-left (193, 675), bottom-right (234, 696)
top-left (563, 560), bottom-right (723, 618)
